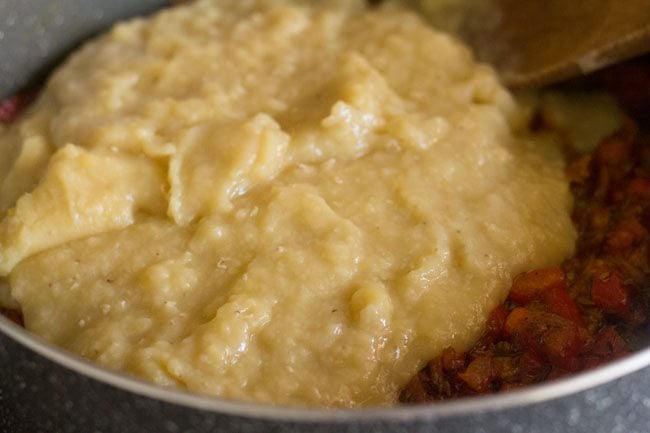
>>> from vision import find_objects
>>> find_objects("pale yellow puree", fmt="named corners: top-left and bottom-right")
top-left (0, 0), bottom-right (575, 407)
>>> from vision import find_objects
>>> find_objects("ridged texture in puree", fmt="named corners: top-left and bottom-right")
top-left (0, 0), bottom-right (575, 406)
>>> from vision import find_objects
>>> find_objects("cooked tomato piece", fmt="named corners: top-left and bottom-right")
top-left (509, 268), bottom-right (583, 326)
top-left (591, 269), bottom-right (631, 318)
top-left (504, 307), bottom-right (584, 371)
top-left (542, 285), bottom-right (584, 326)
top-left (509, 267), bottom-right (566, 304)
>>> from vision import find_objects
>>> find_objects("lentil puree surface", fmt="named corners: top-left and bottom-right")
top-left (0, 0), bottom-right (575, 406)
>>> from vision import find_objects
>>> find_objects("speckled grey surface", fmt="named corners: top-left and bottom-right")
top-left (1, 1), bottom-right (650, 432)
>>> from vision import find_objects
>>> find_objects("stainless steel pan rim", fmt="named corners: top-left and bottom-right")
top-left (2, 313), bottom-right (649, 422)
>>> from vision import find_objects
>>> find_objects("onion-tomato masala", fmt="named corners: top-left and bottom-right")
top-left (401, 117), bottom-right (650, 402)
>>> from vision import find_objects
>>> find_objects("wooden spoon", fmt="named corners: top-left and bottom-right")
top-left (406, 0), bottom-right (650, 88)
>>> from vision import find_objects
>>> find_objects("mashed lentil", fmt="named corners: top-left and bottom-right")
top-left (0, 0), bottom-right (575, 406)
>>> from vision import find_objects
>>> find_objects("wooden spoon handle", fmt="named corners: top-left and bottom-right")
top-left (463, 0), bottom-right (650, 87)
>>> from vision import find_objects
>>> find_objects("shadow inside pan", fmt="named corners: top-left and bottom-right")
top-left (0, 0), bottom-right (170, 99)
